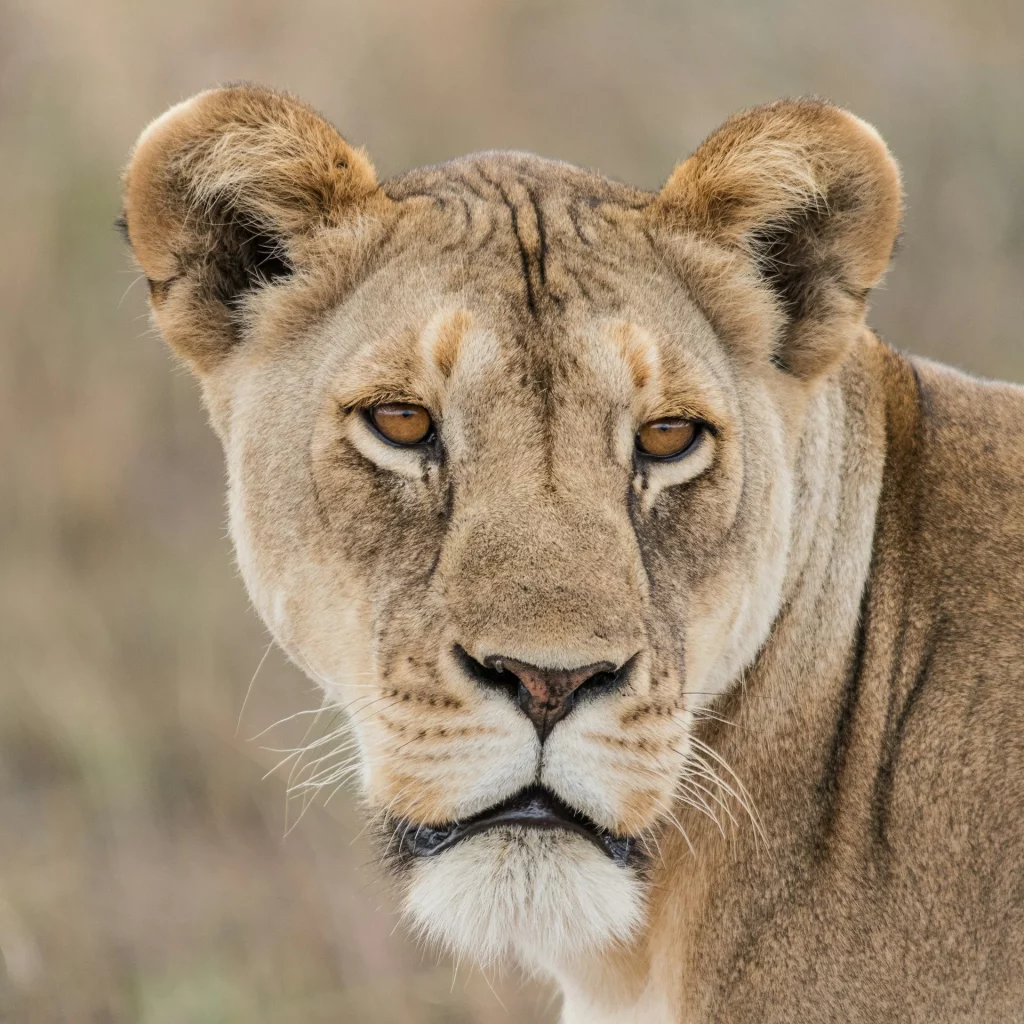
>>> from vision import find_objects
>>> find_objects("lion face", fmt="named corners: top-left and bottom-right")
top-left (121, 88), bottom-right (900, 968)
top-left (226, 201), bottom-right (794, 962)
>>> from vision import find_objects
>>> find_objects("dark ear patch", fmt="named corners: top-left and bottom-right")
top-left (749, 204), bottom-right (841, 329)
top-left (748, 182), bottom-right (867, 330)
top-left (750, 210), bottom-right (831, 328)
top-left (655, 100), bottom-right (903, 380)
top-left (197, 199), bottom-right (294, 310)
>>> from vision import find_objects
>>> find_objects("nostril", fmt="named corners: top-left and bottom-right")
top-left (452, 644), bottom-right (521, 698)
top-left (578, 668), bottom-right (620, 695)
top-left (575, 653), bottom-right (638, 701)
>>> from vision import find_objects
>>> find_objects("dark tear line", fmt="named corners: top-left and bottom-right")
top-left (306, 442), bottom-right (334, 532)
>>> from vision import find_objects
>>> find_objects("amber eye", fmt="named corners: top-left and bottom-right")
top-left (636, 418), bottom-right (699, 459)
top-left (367, 403), bottom-right (434, 446)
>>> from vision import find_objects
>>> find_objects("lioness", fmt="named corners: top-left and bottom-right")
top-left (120, 86), bottom-right (1024, 1022)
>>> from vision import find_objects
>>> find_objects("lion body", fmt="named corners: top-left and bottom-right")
top-left (121, 86), bottom-right (1024, 1021)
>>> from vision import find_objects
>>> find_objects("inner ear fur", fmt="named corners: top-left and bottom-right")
top-left (655, 99), bottom-right (903, 379)
top-left (120, 85), bottom-right (379, 371)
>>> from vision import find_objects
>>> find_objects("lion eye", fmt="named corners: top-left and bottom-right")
top-left (636, 418), bottom-right (699, 459)
top-left (367, 403), bottom-right (434, 446)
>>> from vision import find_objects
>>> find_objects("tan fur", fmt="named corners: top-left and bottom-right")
top-left (122, 87), bottom-right (1024, 1022)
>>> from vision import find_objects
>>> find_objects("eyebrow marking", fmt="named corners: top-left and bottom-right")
top-left (427, 308), bottom-right (473, 378)
top-left (615, 322), bottom-right (657, 391)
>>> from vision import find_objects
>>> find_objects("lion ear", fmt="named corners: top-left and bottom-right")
top-left (120, 85), bottom-right (379, 372)
top-left (656, 100), bottom-right (902, 379)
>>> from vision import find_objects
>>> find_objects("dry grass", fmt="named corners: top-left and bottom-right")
top-left (1, 0), bottom-right (1021, 1019)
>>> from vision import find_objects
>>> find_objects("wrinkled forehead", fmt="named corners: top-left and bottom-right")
top-left (383, 152), bottom-right (655, 316)
top-left (313, 154), bottom-right (735, 426)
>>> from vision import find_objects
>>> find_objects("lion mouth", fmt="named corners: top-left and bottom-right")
top-left (395, 786), bottom-right (636, 865)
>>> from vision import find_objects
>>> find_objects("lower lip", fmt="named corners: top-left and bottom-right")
top-left (398, 796), bottom-right (636, 866)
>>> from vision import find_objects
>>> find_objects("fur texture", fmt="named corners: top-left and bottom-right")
top-left (404, 830), bottom-right (646, 968)
top-left (121, 86), bottom-right (1024, 1022)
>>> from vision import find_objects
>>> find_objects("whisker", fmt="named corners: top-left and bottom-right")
top-left (653, 797), bottom-right (696, 856)
top-left (246, 702), bottom-right (333, 742)
top-left (680, 740), bottom-right (767, 846)
top-left (680, 773), bottom-right (740, 831)
top-left (234, 638), bottom-right (274, 737)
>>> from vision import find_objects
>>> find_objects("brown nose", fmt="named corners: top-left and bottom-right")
top-left (455, 646), bottom-right (632, 741)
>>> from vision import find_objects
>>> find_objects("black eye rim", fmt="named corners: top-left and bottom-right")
top-left (634, 417), bottom-right (711, 462)
top-left (360, 403), bottom-right (437, 449)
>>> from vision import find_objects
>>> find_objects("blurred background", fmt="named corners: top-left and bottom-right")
top-left (1, 0), bottom-right (1022, 1020)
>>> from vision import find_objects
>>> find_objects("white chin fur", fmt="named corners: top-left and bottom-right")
top-left (403, 828), bottom-right (646, 970)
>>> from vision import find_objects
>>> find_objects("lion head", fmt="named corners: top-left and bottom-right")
top-left (120, 86), bottom-right (900, 970)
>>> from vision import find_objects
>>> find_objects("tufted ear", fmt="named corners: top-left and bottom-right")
top-left (120, 85), bottom-right (380, 372)
top-left (655, 99), bottom-right (902, 379)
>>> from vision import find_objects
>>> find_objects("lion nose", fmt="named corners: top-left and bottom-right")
top-left (454, 646), bottom-right (633, 741)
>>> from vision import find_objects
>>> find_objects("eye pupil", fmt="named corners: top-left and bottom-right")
top-left (636, 418), bottom-right (698, 459)
top-left (369, 403), bottom-right (433, 446)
